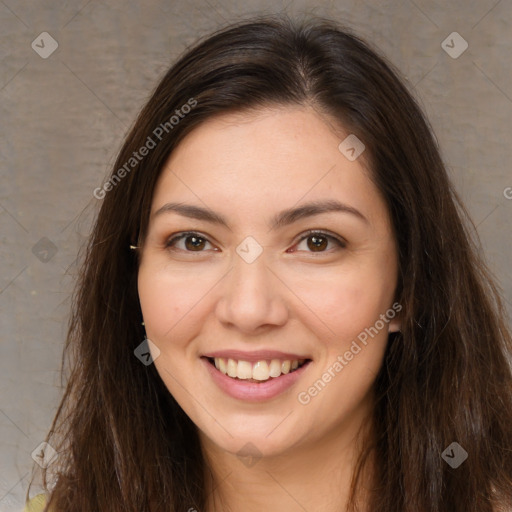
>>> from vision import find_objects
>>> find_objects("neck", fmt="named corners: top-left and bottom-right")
top-left (200, 402), bottom-right (375, 512)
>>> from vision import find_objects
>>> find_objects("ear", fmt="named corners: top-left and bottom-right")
top-left (386, 303), bottom-right (402, 333)
top-left (387, 316), bottom-right (401, 333)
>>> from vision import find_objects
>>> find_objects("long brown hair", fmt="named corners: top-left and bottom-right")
top-left (26, 14), bottom-right (512, 512)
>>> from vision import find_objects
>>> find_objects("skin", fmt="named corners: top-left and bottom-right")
top-left (137, 105), bottom-right (401, 512)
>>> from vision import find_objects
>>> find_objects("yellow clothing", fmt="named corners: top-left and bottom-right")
top-left (23, 493), bottom-right (50, 512)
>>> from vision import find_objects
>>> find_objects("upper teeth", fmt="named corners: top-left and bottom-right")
top-left (214, 358), bottom-right (306, 381)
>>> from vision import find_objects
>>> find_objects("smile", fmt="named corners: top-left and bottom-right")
top-left (209, 357), bottom-right (309, 382)
top-left (202, 356), bottom-right (312, 402)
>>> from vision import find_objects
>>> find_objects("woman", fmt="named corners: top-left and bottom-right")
top-left (24, 14), bottom-right (512, 512)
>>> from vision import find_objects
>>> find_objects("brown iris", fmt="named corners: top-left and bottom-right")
top-left (184, 235), bottom-right (207, 251)
top-left (307, 234), bottom-right (328, 251)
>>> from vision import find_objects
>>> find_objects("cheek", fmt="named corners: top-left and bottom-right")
top-left (288, 266), bottom-right (393, 345)
top-left (137, 266), bottom-right (209, 400)
top-left (137, 264), bottom-right (212, 344)
top-left (294, 272), bottom-right (394, 420)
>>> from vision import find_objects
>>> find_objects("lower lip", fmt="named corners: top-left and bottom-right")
top-left (202, 357), bottom-right (312, 402)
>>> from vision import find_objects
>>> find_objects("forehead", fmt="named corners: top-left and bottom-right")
top-left (150, 106), bottom-right (387, 229)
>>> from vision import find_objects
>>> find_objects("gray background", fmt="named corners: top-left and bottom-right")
top-left (1, 0), bottom-right (511, 510)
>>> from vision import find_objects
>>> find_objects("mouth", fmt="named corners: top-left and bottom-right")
top-left (202, 356), bottom-right (312, 383)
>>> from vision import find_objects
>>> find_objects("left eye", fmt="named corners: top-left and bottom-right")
top-left (292, 232), bottom-right (345, 253)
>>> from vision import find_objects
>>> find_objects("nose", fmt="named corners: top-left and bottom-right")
top-left (215, 253), bottom-right (289, 334)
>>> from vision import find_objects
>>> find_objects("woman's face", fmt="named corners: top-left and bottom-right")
top-left (137, 106), bottom-right (400, 458)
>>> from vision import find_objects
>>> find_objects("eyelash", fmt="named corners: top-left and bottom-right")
top-left (164, 230), bottom-right (346, 254)
top-left (291, 230), bottom-right (347, 252)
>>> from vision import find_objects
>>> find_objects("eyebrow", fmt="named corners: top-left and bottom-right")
top-left (152, 199), bottom-right (369, 229)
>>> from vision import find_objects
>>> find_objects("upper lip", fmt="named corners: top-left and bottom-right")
top-left (202, 350), bottom-right (311, 363)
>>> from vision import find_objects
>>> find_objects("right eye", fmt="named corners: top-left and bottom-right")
top-left (165, 232), bottom-right (218, 253)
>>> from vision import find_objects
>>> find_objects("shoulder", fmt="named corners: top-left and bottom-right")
top-left (24, 493), bottom-right (50, 512)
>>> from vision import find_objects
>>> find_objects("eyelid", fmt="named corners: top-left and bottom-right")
top-left (165, 231), bottom-right (218, 251)
top-left (291, 229), bottom-right (346, 251)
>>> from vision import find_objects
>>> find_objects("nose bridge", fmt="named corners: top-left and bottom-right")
top-left (231, 249), bottom-right (270, 295)
top-left (216, 247), bottom-right (288, 331)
